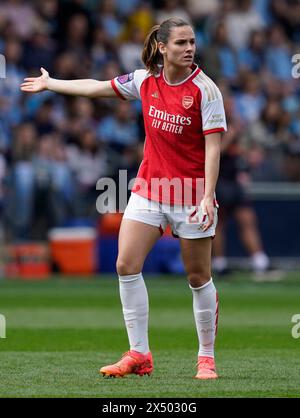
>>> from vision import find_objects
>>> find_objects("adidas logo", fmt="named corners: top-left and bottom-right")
top-left (151, 91), bottom-right (159, 98)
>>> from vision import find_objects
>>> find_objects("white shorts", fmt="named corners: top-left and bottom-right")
top-left (123, 192), bottom-right (218, 239)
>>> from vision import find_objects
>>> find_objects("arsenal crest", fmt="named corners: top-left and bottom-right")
top-left (182, 96), bottom-right (194, 109)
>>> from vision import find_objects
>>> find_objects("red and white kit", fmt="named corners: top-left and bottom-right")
top-left (111, 64), bottom-right (227, 238)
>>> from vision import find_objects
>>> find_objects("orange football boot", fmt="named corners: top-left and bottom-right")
top-left (100, 350), bottom-right (153, 378)
top-left (195, 356), bottom-right (218, 380)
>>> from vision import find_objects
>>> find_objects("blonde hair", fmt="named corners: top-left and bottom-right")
top-left (142, 18), bottom-right (190, 74)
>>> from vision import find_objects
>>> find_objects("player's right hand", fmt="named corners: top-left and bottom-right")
top-left (20, 67), bottom-right (49, 93)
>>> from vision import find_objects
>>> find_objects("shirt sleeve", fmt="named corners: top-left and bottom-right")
top-left (201, 85), bottom-right (227, 136)
top-left (111, 69), bottom-right (149, 101)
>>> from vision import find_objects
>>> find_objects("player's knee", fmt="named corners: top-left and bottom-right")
top-left (188, 272), bottom-right (211, 288)
top-left (116, 258), bottom-right (142, 276)
top-left (237, 209), bottom-right (256, 226)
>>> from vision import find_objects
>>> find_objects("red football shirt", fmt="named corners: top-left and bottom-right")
top-left (111, 64), bottom-right (227, 205)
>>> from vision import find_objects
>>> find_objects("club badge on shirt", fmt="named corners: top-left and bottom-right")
top-left (182, 96), bottom-right (194, 109)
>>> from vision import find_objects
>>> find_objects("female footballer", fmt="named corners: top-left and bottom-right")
top-left (21, 18), bottom-right (227, 379)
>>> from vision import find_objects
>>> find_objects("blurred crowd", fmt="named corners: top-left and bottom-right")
top-left (0, 0), bottom-right (300, 241)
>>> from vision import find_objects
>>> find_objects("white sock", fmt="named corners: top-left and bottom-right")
top-left (118, 272), bottom-right (149, 354)
top-left (213, 256), bottom-right (228, 272)
top-left (251, 251), bottom-right (269, 272)
top-left (190, 278), bottom-right (219, 358)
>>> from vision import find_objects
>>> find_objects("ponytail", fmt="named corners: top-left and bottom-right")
top-left (142, 25), bottom-right (161, 75)
top-left (142, 18), bottom-right (191, 75)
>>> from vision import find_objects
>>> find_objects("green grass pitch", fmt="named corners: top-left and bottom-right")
top-left (0, 273), bottom-right (300, 398)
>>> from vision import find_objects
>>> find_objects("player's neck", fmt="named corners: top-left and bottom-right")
top-left (163, 64), bottom-right (193, 85)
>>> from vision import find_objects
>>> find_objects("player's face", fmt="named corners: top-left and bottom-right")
top-left (159, 26), bottom-right (196, 68)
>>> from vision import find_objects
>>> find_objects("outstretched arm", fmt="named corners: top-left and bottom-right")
top-left (20, 67), bottom-right (117, 99)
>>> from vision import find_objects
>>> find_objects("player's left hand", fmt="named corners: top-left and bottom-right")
top-left (200, 197), bottom-right (215, 232)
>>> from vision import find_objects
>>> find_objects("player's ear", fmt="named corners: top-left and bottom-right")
top-left (158, 42), bottom-right (167, 56)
